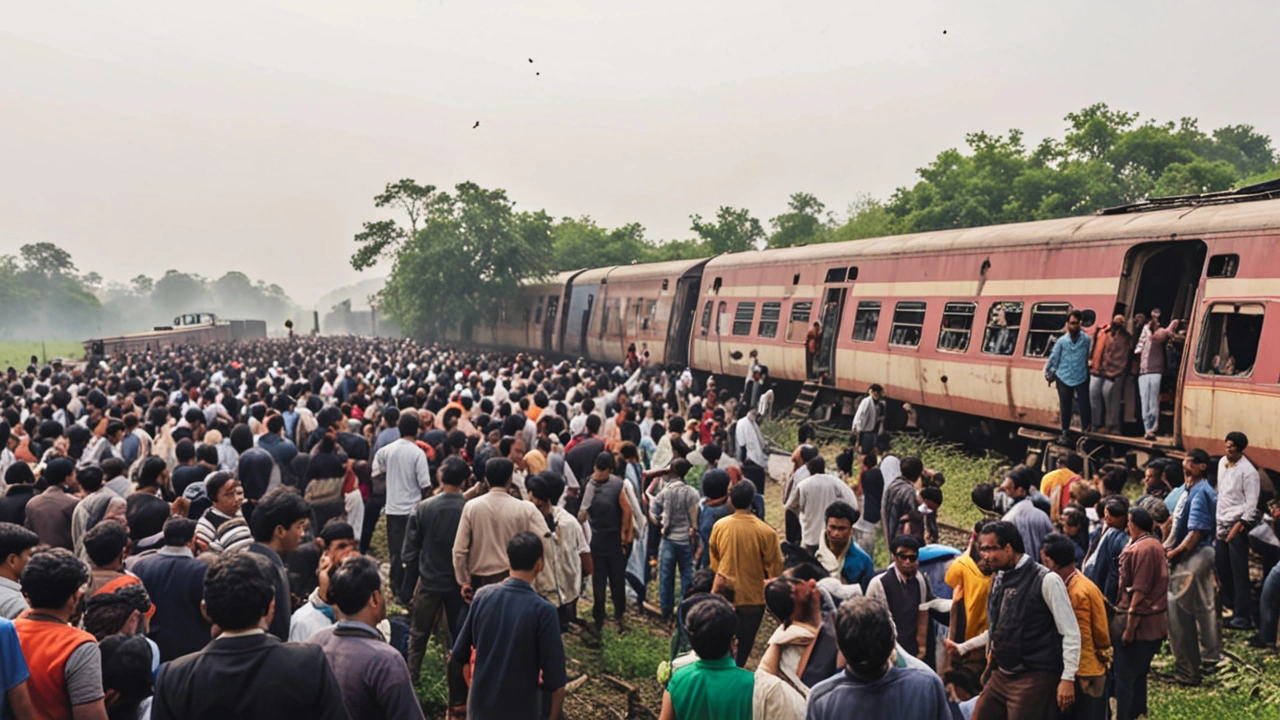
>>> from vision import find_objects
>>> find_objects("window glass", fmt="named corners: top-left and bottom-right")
top-left (824, 267), bottom-right (847, 283)
top-left (937, 302), bottom-right (977, 352)
top-left (1196, 303), bottom-right (1263, 377)
top-left (852, 301), bottom-right (881, 342)
top-left (1207, 254), bottom-right (1239, 279)
top-left (534, 298), bottom-right (544, 324)
top-left (981, 301), bottom-right (1023, 356)
top-left (701, 301), bottom-right (713, 335)
top-left (732, 302), bottom-right (757, 336)
top-left (1024, 302), bottom-right (1072, 358)
top-left (889, 301), bottom-right (927, 347)
top-left (644, 300), bottom-right (658, 332)
top-left (786, 301), bottom-right (812, 341)
top-left (758, 302), bottom-right (782, 338)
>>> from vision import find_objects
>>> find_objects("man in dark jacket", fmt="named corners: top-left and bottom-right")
top-left (132, 518), bottom-right (211, 662)
top-left (152, 552), bottom-right (348, 720)
top-left (247, 487), bottom-right (311, 642)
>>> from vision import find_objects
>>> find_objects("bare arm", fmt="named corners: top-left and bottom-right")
top-left (915, 610), bottom-right (928, 659)
top-left (548, 688), bottom-right (565, 720)
top-left (659, 691), bottom-right (676, 720)
top-left (71, 701), bottom-right (108, 720)
top-left (6, 681), bottom-right (34, 720)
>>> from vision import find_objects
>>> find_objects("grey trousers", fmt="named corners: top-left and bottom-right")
top-left (1088, 374), bottom-right (1124, 430)
top-left (1167, 544), bottom-right (1222, 683)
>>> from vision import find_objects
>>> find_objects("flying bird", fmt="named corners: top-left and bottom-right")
top-left (528, 58), bottom-right (534, 63)
top-left (943, 29), bottom-right (947, 34)
top-left (473, 121), bottom-right (480, 128)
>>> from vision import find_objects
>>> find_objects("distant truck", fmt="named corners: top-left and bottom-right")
top-left (84, 313), bottom-right (267, 356)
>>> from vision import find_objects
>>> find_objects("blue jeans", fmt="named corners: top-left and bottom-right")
top-left (659, 539), bottom-right (694, 618)
top-left (1261, 561), bottom-right (1280, 645)
top-left (1138, 373), bottom-right (1161, 434)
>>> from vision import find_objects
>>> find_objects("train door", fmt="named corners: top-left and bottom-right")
top-left (666, 276), bottom-right (701, 368)
top-left (579, 294), bottom-right (594, 357)
top-left (813, 286), bottom-right (847, 384)
top-left (714, 300), bottom-right (729, 375)
top-left (1115, 240), bottom-right (1207, 439)
top-left (543, 295), bottom-right (559, 352)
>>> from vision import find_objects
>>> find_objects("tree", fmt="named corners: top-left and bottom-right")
top-left (130, 275), bottom-right (154, 297)
top-left (690, 206), bottom-right (765, 254)
top-left (350, 180), bottom-right (443, 271)
top-left (151, 270), bottom-right (209, 315)
top-left (19, 243), bottom-right (76, 276)
top-left (767, 192), bottom-right (829, 249)
top-left (550, 217), bottom-right (655, 271)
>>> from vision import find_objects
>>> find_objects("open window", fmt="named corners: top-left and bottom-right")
top-left (1024, 302), bottom-right (1072, 358)
top-left (534, 298), bottom-right (544, 324)
top-left (937, 302), bottom-right (976, 352)
top-left (852, 301), bottom-right (881, 342)
top-left (732, 302), bottom-right (757, 336)
top-left (644, 300), bottom-right (658, 332)
top-left (786, 301), bottom-right (812, 341)
top-left (1196, 303), bottom-right (1263, 377)
top-left (700, 300), bottom-right (713, 336)
top-left (758, 302), bottom-right (781, 338)
top-left (889, 301), bottom-right (926, 347)
top-left (981, 301), bottom-right (1023, 356)
top-left (1207, 254), bottom-right (1239, 279)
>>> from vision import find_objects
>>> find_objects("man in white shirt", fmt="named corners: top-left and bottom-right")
top-left (371, 413), bottom-right (432, 603)
top-left (734, 409), bottom-right (769, 469)
top-left (851, 384), bottom-right (883, 456)
top-left (1217, 431), bottom-right (1261, 630)
top-left (786, 456), bottom-right (858, 554)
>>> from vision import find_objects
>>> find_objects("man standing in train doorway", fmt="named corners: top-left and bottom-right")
top-left (1088, 313), bottom-right (1133, 435)
top-left (805, 322), bottom-right (822, 380)
top-left (1044, 310), bottom-right (1092, 444)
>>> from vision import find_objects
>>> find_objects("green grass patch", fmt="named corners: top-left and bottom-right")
top-left (0, 341), bottom-right (82, 369)
top-left (886, 435), bottom-right (1007, 531)
top-left (414, 636), bottom-right (451, 716)
top-left (598, 625), bottom-right (670, 680)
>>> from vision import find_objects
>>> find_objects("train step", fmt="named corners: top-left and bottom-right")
top-left (790, 382), bottom-right (822, 419)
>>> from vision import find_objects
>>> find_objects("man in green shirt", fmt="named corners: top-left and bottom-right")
top-left (660, 594), bottom-right (753, 720)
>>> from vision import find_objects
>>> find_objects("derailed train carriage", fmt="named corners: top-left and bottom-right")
top-left (477, 183), bottom-right (1280, 474)
top-left (84, 313), bottom-right (268, 356)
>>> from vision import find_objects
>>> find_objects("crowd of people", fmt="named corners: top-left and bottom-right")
top-left (0, 334), bottom-right (1274, 720)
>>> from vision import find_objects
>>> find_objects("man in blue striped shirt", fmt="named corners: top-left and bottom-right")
top-left (1044, 310), bottom-right (1092, 442)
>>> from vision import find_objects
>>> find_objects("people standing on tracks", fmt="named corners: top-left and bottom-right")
top-left (882, 456), bottom-right (924, 546)
top-left (970, 521), bottom-right (1081, 720)
top-left (816, 501), bottom-right (875, 588)
top-left (865, 535), bottom-right (932, 661)
top-left (1216, 431), bottom-right (1261, 631)
top-left (1087, 314), bottom-right (1132, 435)
top-left (579, 451), bottom-right (635, 633)
top-left (786, 456), bottom-right (858, 555)
top-left (651, 458), bottom-right (700, 621)
top-left (1113, 507), bottom-right (1168, 720)
top-left (402, 456), bottom-right (468, 679)
top-left (1043, 309), bottom-right (1092, 442)
top-left (1082, 496), bottom-right (1128, 606)
top-left (1040, 533), bottom-right (1111, 720)
top-left (805, 322), bottom-right (822, 380)
top-left (1135, 313), bottom-right (1180, 441)
top-left (999, 466), bottom-right (1054, 566)
top-left (709, 480), bottom-right (785, 667)
top-left (852, 384), bottom-right (883, 457)
top-left (943, 520), bottom-right (994, 677)
top-left (1164, 448), bottom-right (1221, 686)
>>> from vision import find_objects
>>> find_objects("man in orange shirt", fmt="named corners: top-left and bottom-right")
top-left (14, 547), bottom-right (108, 720)
top-left (944, 519), bottom-right (995, 675)
top-left (1042, 533), bottom-right (1111, 720)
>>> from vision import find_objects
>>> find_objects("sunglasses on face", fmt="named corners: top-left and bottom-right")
top-left (895, 553), bottom-right (919, 562)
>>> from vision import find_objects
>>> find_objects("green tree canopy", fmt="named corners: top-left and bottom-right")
top-left (690, 206), bottom-right (765, 254)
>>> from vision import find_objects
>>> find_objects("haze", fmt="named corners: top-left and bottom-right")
top-left (2, 0), bottom-right (1277, 307)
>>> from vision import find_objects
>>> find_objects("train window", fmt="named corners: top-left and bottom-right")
top-left (1196, 303), bottom-right (1263, 377)
top-left (612, 299), bottom-right (624, 336)
top-left (889, 301), bottom-right (926, 347)
top-left (787, 301), bottom-right (812, 341)
top-left (852, 301), bottom-right (881, 343)
top-left (701, 301), bottom-right (713, 335)
top-left (534, 298), bottom-right (544, 324)
top-left (644, 300), bottom-right (658, 332)
top-left (627, 299), bottom-right (638, 334)
top-left (522, 308), bottom-right (531, 323)
top-left (758, 302), bottom-right (782, 338)
top-left (981, 301), bottom-right (1023, 356)
top-left (732, 302), bottom-right (757, 336)
top-left (824, 267), bottom-right (847, 283)
top-left (937, 302), bottom-right (977, 352)
top-left (1024, 302), bottom-right (1072, 358)
top-left (662, 279), bottom-right (669, 291)
top-left (793, 273), bottom-right (801, 285)
top-left (599, 301), bottom-right (610, 337)
top-left (1207, 254), bottom-right (1239, 278)
top-left (848, 267), bottom-right (858, 281)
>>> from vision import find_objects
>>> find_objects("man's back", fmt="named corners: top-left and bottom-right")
top-left (405, 492), bottom-right (465, 593)
top-left (453, 491), bottom-right (544, 583)
top-left (808, 667), bottom-right (950, 720)
top-left (24, 488), bottom-right (78, 550)
top-left (708, 513), bottom-right (783, 608)
top-left (132, 549), bottom-right (212, 661)
top-left (152, 633), bottom-right (349, 720)
top-left (309, 623), bottom-right (424, 720)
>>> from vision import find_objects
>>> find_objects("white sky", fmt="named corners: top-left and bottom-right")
top-left (2, 0), bottom-right (1278, 307)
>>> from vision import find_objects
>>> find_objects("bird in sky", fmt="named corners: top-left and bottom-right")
top-left (473, 121), bottom-right (479, 128)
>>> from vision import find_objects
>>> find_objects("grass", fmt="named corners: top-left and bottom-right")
top-left (0, 340), bottom-right (82, 369)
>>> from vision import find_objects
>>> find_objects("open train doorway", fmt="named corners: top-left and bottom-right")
top-left (813, 286), bottom-right (847, 384)
top-left (1115, 240), bottom-right (1206, 439)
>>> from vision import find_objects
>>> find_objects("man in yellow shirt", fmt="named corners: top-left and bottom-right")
top-left (1042, 533), bottom-right (1111, 720)
top-left (1040, 452), bottom-right (1084, 521)
top-left (709, 481), bottom-right (785, 667)
top-left (944, 520), bottom-right (994, 675)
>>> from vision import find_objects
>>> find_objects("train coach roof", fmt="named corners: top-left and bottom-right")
top-left (520, 270), bottom-right (581, 289)
top-left (600, 257), bottom-right (709, 283)
top-left (702, 195), bottom-right (1280, 271)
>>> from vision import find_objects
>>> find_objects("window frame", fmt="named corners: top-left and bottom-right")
top-left (700, 300), bottom-right (713, 335)
top-left (852, 301), bottom-right (881, 343)
top-left (534, 297), bottom-right (544, 324)
top-left (786, 301), bottom-right (813, 342)
top-left (1193, 302), bottom-right (1264, 379)
top-left (1023, 302), bottom-right (1073, 358)
top-left (757, 301), bottom-right (782, 338)
top-left (888, 301), bottom-right (927, 348)
top-left (980, 301), bottom-right (1024, 356)
top-left (732, 301), bottom-right (757, 336)
top-left (936, 301), bottom-right (977, 353)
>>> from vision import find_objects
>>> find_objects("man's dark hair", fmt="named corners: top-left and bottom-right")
top-left (205, 471), bottom-right (237, 502)
top-left (593, 451), bottom-right (614, 473)
top-left (319, 519), bottom-right (356, 546)
top-left (163, 517), bottom-right (197, 547)
top-left (729, 480), bottom-right (755, 510)
top-left (1068, 309), bottom-right (1083, 322)
top-left (203, 552), bottom-right (276, 631)
top-left (1103, 468), bottom-right (1128, 496)
top-left (84, 520), bottom-right (129, 568)
top-left (382, 406), bottom-right (401, 427)
top-left (1226, 431), bottom-right (1249, 451)
top-left (1162, 461), bottom-right (1184, 488)
top-left (701, 443), bottom-right (722, 465)
top-left (84, 582), bottom-right (153, 640)
top-left (1104, 495), bottom-right (1130, 519)
top-left (77, 465), bottom-right (105, 493)
top-left (21, 547), bottom-right (89, 610)
top-left (507, 531), bottom-right (543, 572)
top-left (1041, 532), bottom-right (1077, 567)
top-left (196, 443), bottom-right (219, 466)
top-left (890, 534), bottom-right (921, 554)
top-left (174, 439), bottom-right (196, 463)
top-left (921, 486), bottom-right (943, 506)
top-left (1078, 486), bottom-right (1102, 510)
top-left (805, 456), bottom-right (825, 475)
top-left (249, 486), bottom-right (310, 542)
top-left (1128, 506), bottom-right (1154, 533)
top-left (979, 520), bottom-right (1025, 554)
top-left (900, 456), bottom-right (923, 482)
top-left (485, 457), bottom-right (515, 487)
top-left (317, 406), bottom-right (343, 430)
top-left (137, 456), bottom-right (168, 489)
top-left (825, 500), bottom-right (859, 526)
top-left (834, 597), bottom-right (896, 680)
top-left (328, 555), bottom-right (383, 616)
top-left (685, 594), bottom-right (738, 660)
top-left (398, 412), bottom-right (420, 438)
top-left (668, 416), bottom-right (685, 434)
top-left (439, 456), bottom-right (469, 487)
top-left (266, 414), bottom-right (285, 434)
top-left (585, 414), bottom-right (602, 434)
top-left (526, 472), bottom-right (566, 505)
top-left (99, 634), bottom-right (154, 711)
top-left (0, 522), bottom-right (39, 563)
top-left (942, 668), bottom-right (982, 699)
top-left (1185, 448), bottom-right (1211, 468)
top-left (868, 384), bottom-right (883, 395)
top-left (765, 576), bottom-right (800, 626)
top-left (1007, 465), bottom-right (1038, 493)
top-left (971, 483), bottom-right (996, 512)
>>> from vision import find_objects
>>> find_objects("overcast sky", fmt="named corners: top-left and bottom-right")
top-left (3, 0), bottom-right (1278, 307)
